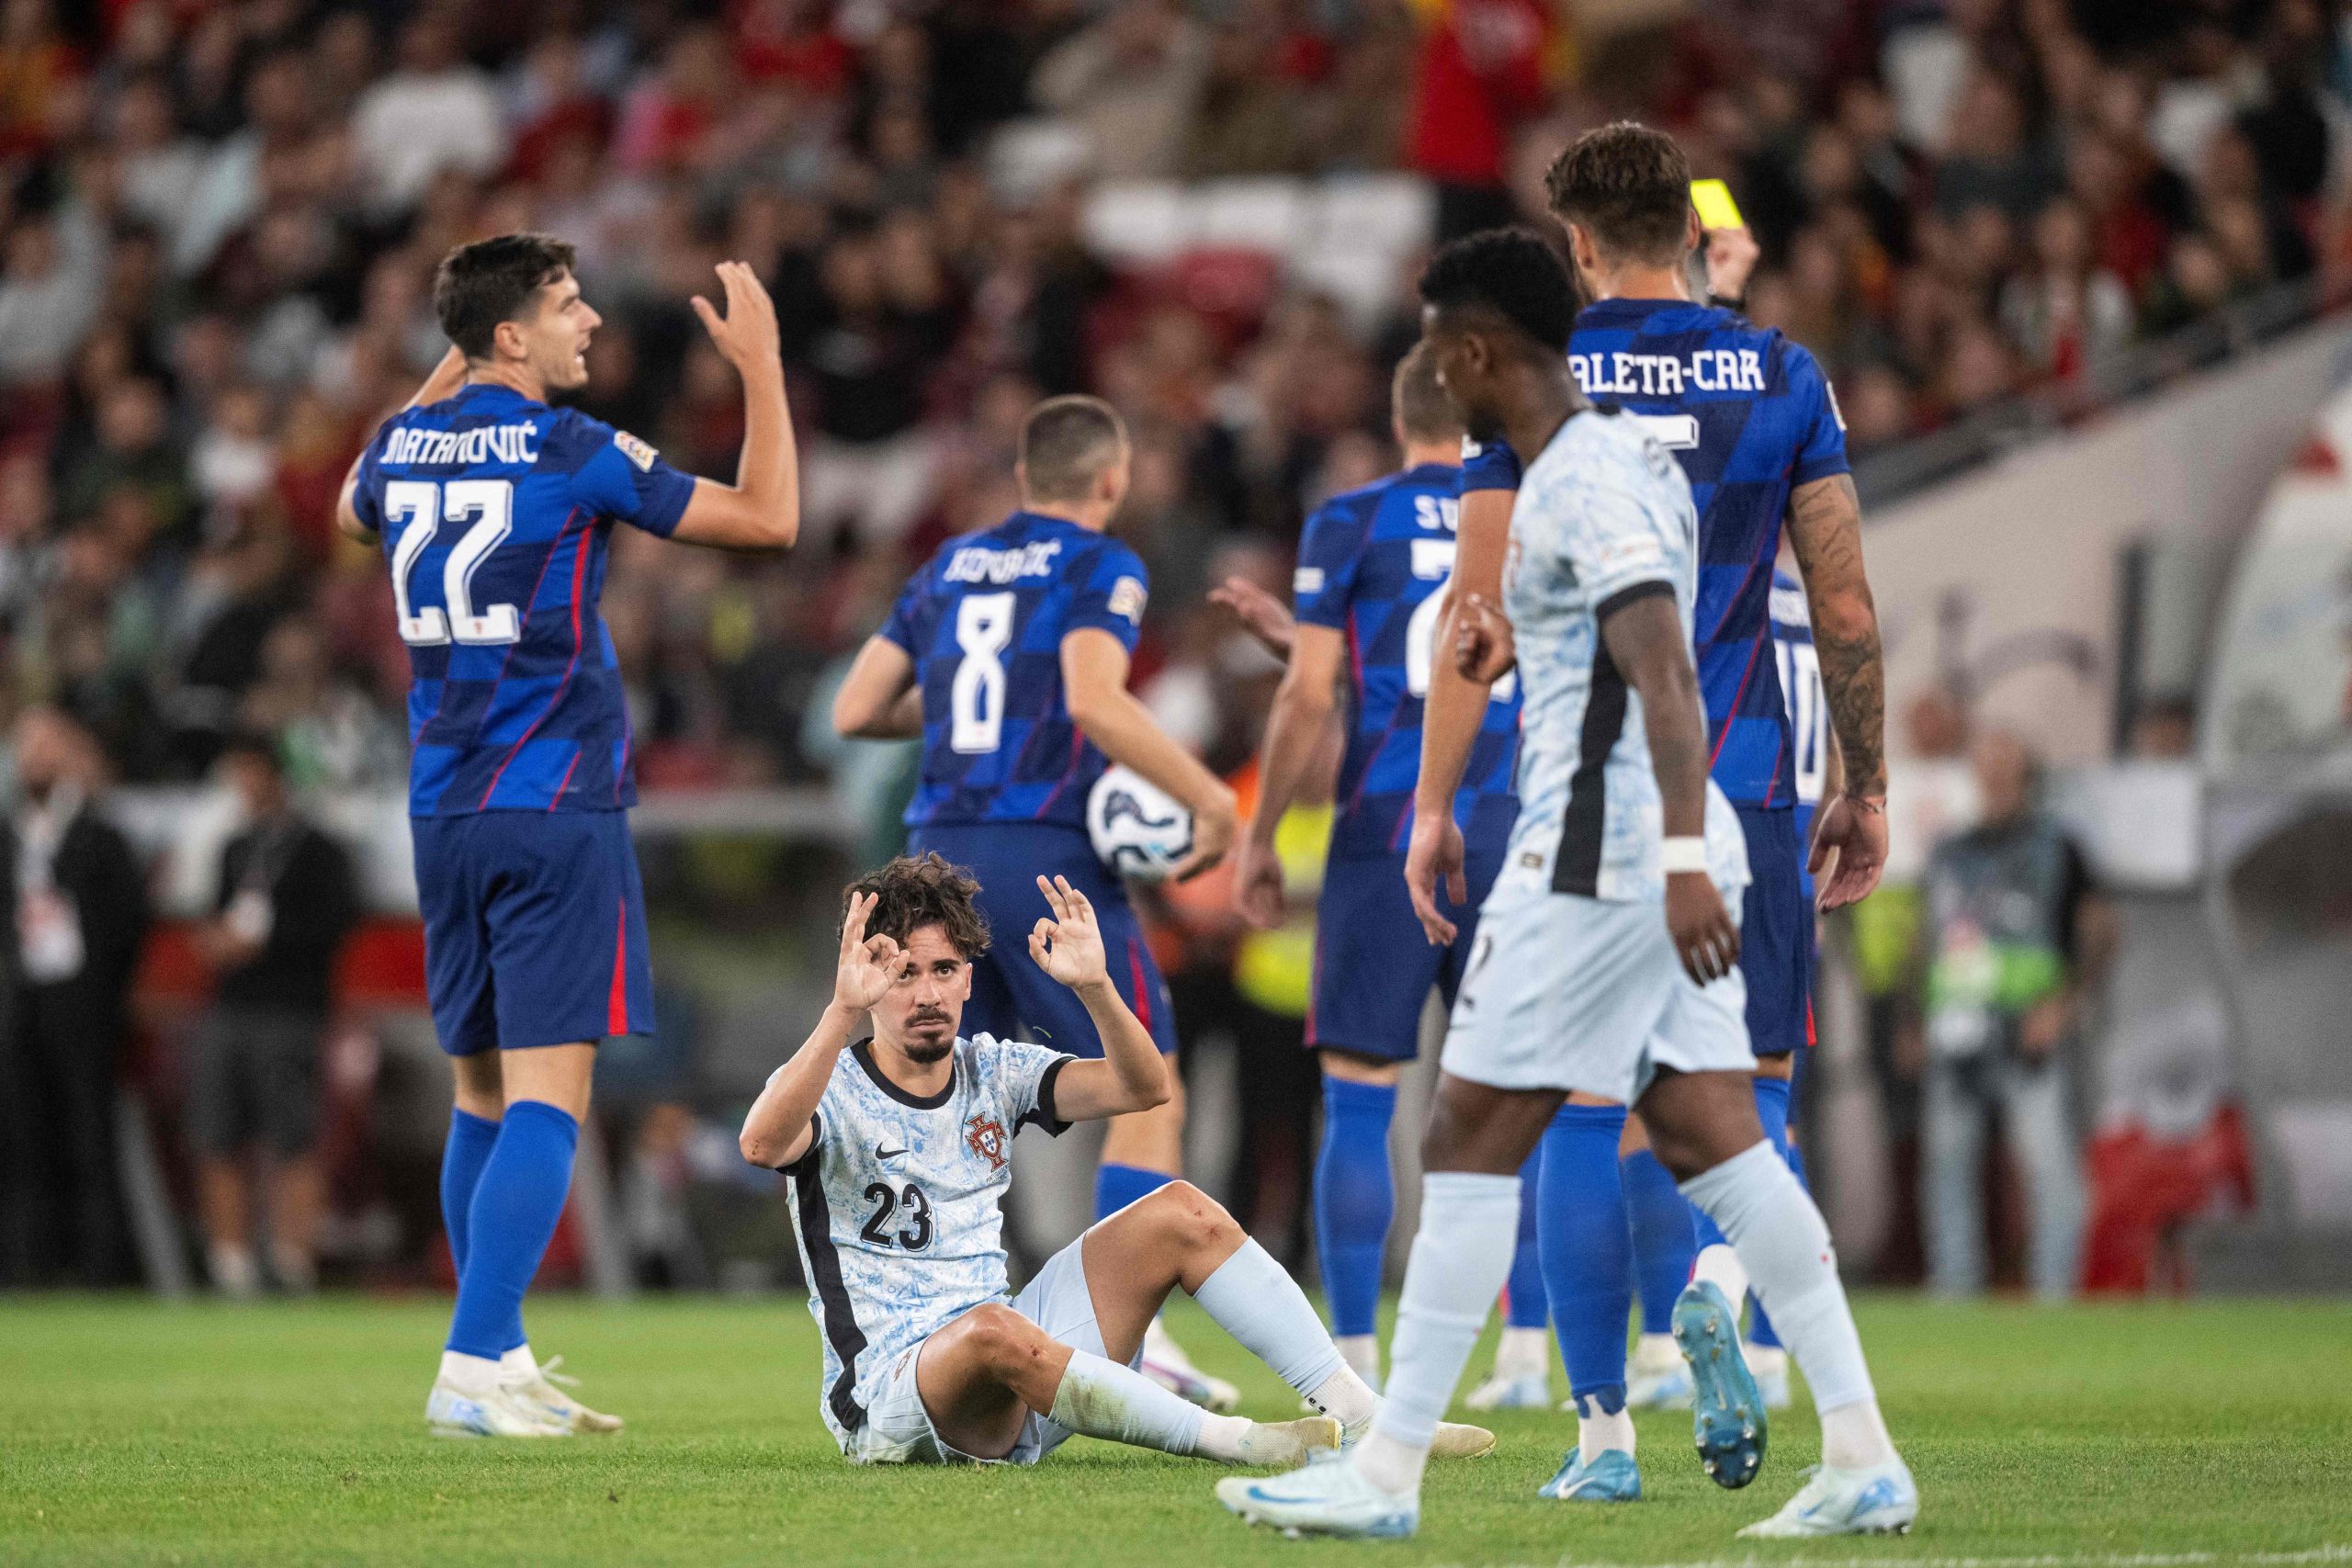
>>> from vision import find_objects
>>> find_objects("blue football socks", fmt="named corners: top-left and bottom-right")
top-left (1312, 1076), bottom-right (1397, 1340)
top-left (447, 1100), bottom-right (579, 1359)
top-left (1095, 1161), bottom-right (1176, 1224)
top-left (1623, 1145), bottom-right (1698, 1335)
top-left (1539, 1101), bottom-right (1633, 1409)
top-left (1506, 1145), bottom-right (1548, 1330)
top-left (439, 1107), bottom-right (502, 1279)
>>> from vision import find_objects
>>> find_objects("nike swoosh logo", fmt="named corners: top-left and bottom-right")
top-left (876, 1145), bottom-right (908, 1160)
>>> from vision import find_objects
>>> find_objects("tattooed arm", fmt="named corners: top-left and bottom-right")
top-left (1786, 473), bottom-right (1887, 909)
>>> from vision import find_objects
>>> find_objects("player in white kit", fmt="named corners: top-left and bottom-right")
top-left (739, 853), bottom-right (1495, 1468)
top-left (1216, 231), bottom-right (1915, 1540)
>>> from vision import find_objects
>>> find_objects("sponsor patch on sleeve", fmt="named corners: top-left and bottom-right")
top-left (1293, 566), bottom-right (1325, 596)
top-left (614, 430), bottom-right (659, 472)
top-left (1107, 575), bottom-right (1148, 624)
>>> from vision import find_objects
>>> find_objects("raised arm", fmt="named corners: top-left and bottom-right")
top-left (1061, 627), bottom-right (1239, 881)
top-left (1600, 589), bottom-right (1739, 984)
top-left (669, 262), bottom-right (800, 552)
top-left (334, 346), bottom-right (470, 541)
top-left (1023, 876), bottom-right (1169, 1120)
top-left (1232, 623), bottom-right (1344, 928)
top-left (831, 637), bottom-right (923, 739)
top-left (1784, 473), bottom-right (1887, 909)
top-left (740, 891), bottom-right (900, 1168)
top-left (1403, 482), bottom-right (1512, 942)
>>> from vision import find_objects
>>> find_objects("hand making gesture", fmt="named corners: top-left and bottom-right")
top-left (832, 890), bottom-right (906, 1013)
top-left (1027, 874), bottom-right (1109, 992)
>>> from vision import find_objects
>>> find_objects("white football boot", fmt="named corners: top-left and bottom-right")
top-left (507, 1351), bottom-right (623, 1435)
top-left (1217, 1450), bottom-right (1419, 1540)
top-left (1740, 1458), bottom-right (1919, 1538)
top-left (425, 1372), bottom-right (571, 1438)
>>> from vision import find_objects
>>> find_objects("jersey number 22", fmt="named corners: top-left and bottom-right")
top-left (385, 479), bottom-right (524, 648)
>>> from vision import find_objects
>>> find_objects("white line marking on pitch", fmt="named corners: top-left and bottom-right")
top-left (1423, 1547), bottom-right (2352, 1568)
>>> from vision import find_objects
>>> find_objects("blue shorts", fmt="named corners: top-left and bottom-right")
top-left (1736, 804), bottom-right (1814, 1058)
top-left (1308, 845), bottom-right (1505, 1063)
top-left (413, 810), bottom-right (654, 1056)
top-left (907, 823), bottom-right (1178, 1057)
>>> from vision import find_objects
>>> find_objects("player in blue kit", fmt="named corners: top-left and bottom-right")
top-left (1211, 345), bottom-right (1546, 1404)
top-left (337, 236), bottom-right (800, 1436)
top-left (1426, 124), bottom-right (1891, 1500)
top-left (831, 396), bottom-right (1243, 1407)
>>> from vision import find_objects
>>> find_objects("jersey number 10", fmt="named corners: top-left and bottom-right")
top-left (384, 479), bottom-right (525, 649)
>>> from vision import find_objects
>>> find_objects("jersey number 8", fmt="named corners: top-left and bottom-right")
top-left (950, 592), bottom-right (1016, 754)
top-left (384, 479), bottom-right (524, 648)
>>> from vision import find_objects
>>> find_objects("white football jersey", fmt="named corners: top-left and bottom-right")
top-left (1497, 408), bottom-right (1747, 904)
top-left (778, 1033), bottom-right (1071, 1449)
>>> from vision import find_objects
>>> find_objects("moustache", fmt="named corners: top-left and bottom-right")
top-left (908, 1010), bottom-right (951, 1027)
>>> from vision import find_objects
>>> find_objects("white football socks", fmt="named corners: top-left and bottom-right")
top-left (1693, 1241), bottom-right (1749, 1318)
top-left (1048, 1348), bottom-right (1209, 1456)
top-left (1357, 1171), bottom-right (1520, 1496)
top-left (1633, 1331), bottom-right (1681, 1375)
top-left (1576, 1394), bottom-right (1636, 1462)
top-left (1334, 1333), bottom-right (1382, 1390)
top-left (1493, 1325), bottom-right (1550, 1381)
top-left (1679, 1141), bottom-right (1895, 1471)
top-left (437, 1348), bottom-right (502, 1393)
top-left (1192, 1237), bottom-right (1354, 1408)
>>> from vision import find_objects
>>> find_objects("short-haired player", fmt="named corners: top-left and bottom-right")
top-left (338, 235), bottom-right (798, 1436)
top-left (1216, 230), bottom-right (1912, 1540)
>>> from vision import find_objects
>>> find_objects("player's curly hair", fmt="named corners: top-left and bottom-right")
top-left (1544, 121), bottom-right (1695, 266)
top-left (844, 853), bottom-right (991, 960)
top-left (1417, 229), bottom-right (1578, 354)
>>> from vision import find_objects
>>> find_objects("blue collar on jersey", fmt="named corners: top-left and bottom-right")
top-left (1577, 296), bottom-right (1714, 326)
top-left (447, 380), bottom-right (544, 412)
top-left (1002, 508), bottom-right (1091, 533)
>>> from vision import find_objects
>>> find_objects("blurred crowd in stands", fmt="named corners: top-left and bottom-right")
top-left (0, 0), bottom-right (2346, 795)
top-left (0, 0), bottom-right (2318, 1295)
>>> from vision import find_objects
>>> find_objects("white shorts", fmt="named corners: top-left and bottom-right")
top-left (1440, 878), bottom-right (1754, 1102)
top-left (846, 1231), bottom-right (1129, 1465)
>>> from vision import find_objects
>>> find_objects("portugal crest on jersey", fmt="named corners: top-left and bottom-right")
top-left (966, 1113), bottom-right (1007, 1170)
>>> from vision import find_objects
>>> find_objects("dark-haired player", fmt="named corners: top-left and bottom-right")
top-left (1424, 124), bottom-right (1892, 1502)
top-left (1213, 344), bottom-right (1545, 1403)
top-left (337, 235), bottom-right (798, 1436)
top-left (737, 854), bottom-right (1493, 1468)
top-left (1217, 230), bottom-right (1911, 1540)
top-left (831, 396), bottom-right (1242, 1408)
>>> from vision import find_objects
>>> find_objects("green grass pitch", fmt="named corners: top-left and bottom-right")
top-left (3, 1292), bottom-right (2346, 1565)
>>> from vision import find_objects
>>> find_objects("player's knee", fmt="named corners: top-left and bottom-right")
top-left (958, 1303), bottom-right (1046, 1375)
top-left (1145, 1180), bottom-right (1240, 1258)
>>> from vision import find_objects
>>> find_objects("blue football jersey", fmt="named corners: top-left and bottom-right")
top-left (1294, 463), bottom-right (1520, 862)
top-left (883, 512), bottom-right (1150, 831)
top-left (1459, 299), bottom-right (1849, 808)
top-left (1770, 569), bottom-right (1826, 897)
top-left (351, 383), bottom-right (695, 816)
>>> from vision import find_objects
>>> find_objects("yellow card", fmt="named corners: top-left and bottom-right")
top-left (1690, 179), bottom-right (1746, 231)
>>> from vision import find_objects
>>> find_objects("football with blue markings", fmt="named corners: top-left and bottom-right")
top-left (1086, 765), bottom-right (1193, 882)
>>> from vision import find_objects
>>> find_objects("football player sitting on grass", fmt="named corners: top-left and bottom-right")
top-left (740, 852), bottom-right (1497, 1468)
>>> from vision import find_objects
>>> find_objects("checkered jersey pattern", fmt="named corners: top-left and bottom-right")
top-left (352, 383), bottom-right (694, 816)
top-left (1293, 462), bottom-right (1520, 862)
top-left (882, 513), bottom-right (1150, 831)
top-left (1460, 299), bottom-right (1849, 809)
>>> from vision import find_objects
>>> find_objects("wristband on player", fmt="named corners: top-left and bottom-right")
top-left (1659, 836), bottom-right (1710, 874)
